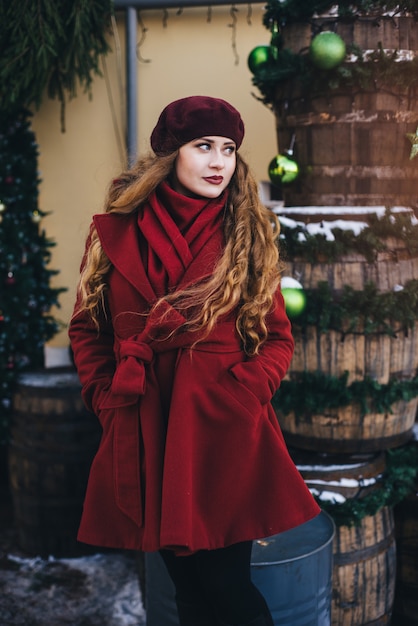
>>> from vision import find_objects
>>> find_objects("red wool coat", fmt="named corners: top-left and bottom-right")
top-left (69, 209), bottom-right (320, 554)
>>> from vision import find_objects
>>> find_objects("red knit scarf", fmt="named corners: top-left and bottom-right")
top-left (137, 181), bottom-right (227, 296)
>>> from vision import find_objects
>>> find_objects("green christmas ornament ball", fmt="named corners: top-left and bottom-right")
top-left (281, 277), bottom-right (306, 318)
top-left (248, 45), bottom-right (275, 74)
top-left (268, 154), bottom-right (299, 186)
top-left (309, 31), bottom-right (346, 70)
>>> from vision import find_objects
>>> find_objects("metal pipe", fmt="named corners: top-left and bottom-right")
top-left (126, 6), bottom-right (138, 166)
top-left (114, 0), bottom-right (265, 8)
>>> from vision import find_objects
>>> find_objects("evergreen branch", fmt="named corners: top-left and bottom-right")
top-left (0, 0), bottom-right (113, 122)
top-left (0, 110), bottom-right (66, 442)
top-left (263, 0), bottom-right (418, 27)
top-left (280, 208), bottom-right (418, 263)
top-left (273, 371), bottom-right (418, 417)
top-left (314, 444), bottom-right (418, 526)
top-left (294, 280), bottom-right (418, 335)
top-left (255, 5), bottom-right (418, 107)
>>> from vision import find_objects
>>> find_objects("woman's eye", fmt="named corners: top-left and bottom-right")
top-left (194, 142), bottom-right (235, 154)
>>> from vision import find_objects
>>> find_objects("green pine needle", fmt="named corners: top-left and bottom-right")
top-left (0, 0), bottom-right (113, 125)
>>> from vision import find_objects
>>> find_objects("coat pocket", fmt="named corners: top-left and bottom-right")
top-left (229, 359), bottom-right (272, 405)
top-left (98, 386), bottom-right (140, 410)
top-left (216, 368), bottom-right (264, 425)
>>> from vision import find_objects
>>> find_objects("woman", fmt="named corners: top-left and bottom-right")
top-left (69, 96), bottom-right (320, 626)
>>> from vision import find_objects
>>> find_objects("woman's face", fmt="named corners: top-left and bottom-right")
top-left (172, 136), bottom-right (237, 198)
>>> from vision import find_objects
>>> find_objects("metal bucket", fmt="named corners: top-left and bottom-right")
top-left (251, 511), bottom-right (335, 626)
top-left (146, 511), bottom-right (335, 626)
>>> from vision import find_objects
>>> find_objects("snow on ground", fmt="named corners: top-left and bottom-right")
top-left (0, 549), bottom-right (146, 626)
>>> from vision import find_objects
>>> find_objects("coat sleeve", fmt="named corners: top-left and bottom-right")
top-left (68, 232), bottom-right (116, 416)
top-left (229, 288), bottom-right (294, 404)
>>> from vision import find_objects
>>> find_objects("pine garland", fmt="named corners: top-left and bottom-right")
top-left (0, 0), bottom-right (113, 127)
top-left (280, 208), bottom-right (418, 263)
top-left (273, 371), bottom-right (418, 417)
top-left (280, 210), bottom-right (418, 334)
top-left (295, 280), bottom-right (418, 335)
top-left (255, 1), bottom-right (418, 107)
top-left (263, 0), bottom-right (418, 26)
top-left (314, 443), bottom-right (418, 527)
top-left (254, 45), bottom-right (418, 109)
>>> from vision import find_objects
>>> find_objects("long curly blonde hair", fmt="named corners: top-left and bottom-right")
top-left (76, 151), bottom-right (283, 355)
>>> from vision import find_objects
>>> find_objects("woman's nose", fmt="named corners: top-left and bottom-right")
top-left (209, 149), bottom-right (225, 168)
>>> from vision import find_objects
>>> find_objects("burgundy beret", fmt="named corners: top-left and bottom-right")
top-left (150, 95), bottom-right (245, 155)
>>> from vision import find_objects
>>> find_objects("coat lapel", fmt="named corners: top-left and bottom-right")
top-left (94, 212), bottom-right (156, 303)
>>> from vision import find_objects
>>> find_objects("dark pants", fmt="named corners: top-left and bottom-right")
top-left (160, 541), bottom-right (273, 625)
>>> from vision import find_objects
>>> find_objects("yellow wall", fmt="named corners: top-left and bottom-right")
top-left (32, 5), bottom-right (278, 352)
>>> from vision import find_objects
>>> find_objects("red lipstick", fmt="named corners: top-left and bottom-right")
top-left (204, 176), bottom-right (224, 184)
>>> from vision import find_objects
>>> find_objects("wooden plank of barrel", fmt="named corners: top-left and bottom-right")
top-left (332, 507), bottom-right (396, 626)
top-left (291, 449), bottom-right (386, 502)
top-left (277, 397), bottom-right (417, 454)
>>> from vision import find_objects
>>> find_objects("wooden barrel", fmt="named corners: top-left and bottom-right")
top-left (289, 450), bottom-right (395, 623)
top-left (332, 507), bottom-right (396, 626)
top-left (276, 207), bottom-right (418, 453)
top-left (280, 15), bottom-right (418, 56)
top-left (284, 208), bottom-right (418, 388)
top-left (291, 323), bottom-right (418, 388)
top-left (278, 398), bottom-right (417, 454)
top-left (8, 369), bottom-right (101, 557)
top-left (281, 208), bottom-right (418, 296)
top-left (274, 15), bottom-right (418, 207)
top-left (291, 449), bottom-right (386, 503)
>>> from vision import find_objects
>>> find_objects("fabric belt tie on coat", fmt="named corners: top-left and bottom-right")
top-left (112, 339), bottom-right (154, 397)
top-left (111, 322), bottom-right (239, 527)
top-left (111, 338), bottom-right (153, 526)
